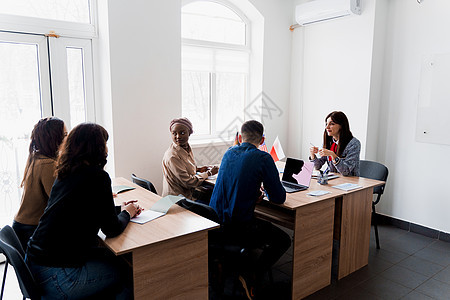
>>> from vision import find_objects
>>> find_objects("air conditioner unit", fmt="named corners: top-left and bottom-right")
top-left (295, 0), bottom-right (361, 26)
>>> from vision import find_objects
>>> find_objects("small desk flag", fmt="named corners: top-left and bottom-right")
top-left (233, 131), bottom-right (240, 146)
top-left (270, 136), bottom-right (285, 162)
top-left (259, 134), bottom-right (268, 152)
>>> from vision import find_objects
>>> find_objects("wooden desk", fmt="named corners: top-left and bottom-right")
top-left (100, 178), bottom-right (219, 300)
top-left (255, 173), bottom-right (384, 299)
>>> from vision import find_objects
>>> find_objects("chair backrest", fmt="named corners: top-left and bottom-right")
top-left (177, 198), bottom-right (220, 224)
top-left (131, 173), bottom-right (157, 194)
top-left (359, 160), bottom-right (389, 198)
top-left (1, 226), bottom-right (25, 258)
top-left (0, 226), bottom-right (40, 300)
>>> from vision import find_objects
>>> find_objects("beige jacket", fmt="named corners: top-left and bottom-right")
top-left (14, 155), bottom-right (56, 225)
top-left (162, 143), bottom-right (208, 198)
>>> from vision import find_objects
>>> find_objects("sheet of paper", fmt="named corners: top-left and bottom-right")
top-left (150, 195), bottom-right (184, 213)
top-left (307, 190), bottom-right (331, 196)
top-left (130, 210), bottom-right (165, 224)
top-left (112, 185), bottom-right (136, 194)
top-left (332, 183), bottom-right (362, 191)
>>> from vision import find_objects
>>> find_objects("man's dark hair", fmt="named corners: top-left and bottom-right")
top-left (241, 120), bottom-right (264, 144)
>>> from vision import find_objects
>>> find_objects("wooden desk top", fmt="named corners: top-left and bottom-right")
top-left (282, 175), bottom-right (384, 210)
top-left (101, 178), bottom-right (219, 255)
top-left (207, 161), bottom-right (385, 211)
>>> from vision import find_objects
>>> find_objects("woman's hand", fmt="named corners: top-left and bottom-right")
top-left (309, 146), bottom-right (318, 159)
top-left (318, 148), bottom-right (337, 159)
top-left (197, 166), bottom-right (208, 173)
top-left (209, 166), bottom-right (219, 175)
top-left (123, 200), bottom-right (143, 218)
top-left (257, 186), bottom-right (265, 204)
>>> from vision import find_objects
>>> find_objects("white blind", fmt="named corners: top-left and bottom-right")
top-left (182, 45), bottom-right (249, 74)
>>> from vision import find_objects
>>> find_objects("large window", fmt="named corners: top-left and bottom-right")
top-left (0, 2), bottom-right (96, 227)
top-left (182, 0), bottom-right (249, 140)
top-left (0, 0), bottom-right (91, 23)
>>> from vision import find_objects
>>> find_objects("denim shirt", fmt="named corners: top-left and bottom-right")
top-left (210, 142), bottom-right (286, 225)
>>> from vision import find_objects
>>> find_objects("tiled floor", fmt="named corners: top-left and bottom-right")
top-left (2, 224), bottom-right (450, 299)
top-left (269, 224), bottom-right (450, 300)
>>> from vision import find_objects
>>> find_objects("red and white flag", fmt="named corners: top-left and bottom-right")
top-left (270, 136), bottom-right (285, 162)
top-left (258, 134), bottom-right (268, 152)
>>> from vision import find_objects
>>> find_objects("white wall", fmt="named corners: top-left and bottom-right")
top-left (377, 0), bottom-right (450, 232)
top-left (105, 0), bottom-right (181, 193)
top-left (293, 0), bottom-right (377, 160)
top-left (249, 0), bottom-right (293, 150)
top-left (102, 0), bottom-right (293, 193)
top-left (291, 0), bottom-right (450, 233)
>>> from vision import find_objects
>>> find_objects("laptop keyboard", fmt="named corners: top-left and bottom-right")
top-left (282, 181), bottom-right (301, 189)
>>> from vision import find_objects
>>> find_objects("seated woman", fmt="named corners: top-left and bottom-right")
top-left (162, 117), bottom-right (218, 199)
top-left (26, 123), bottom-right (140, 300)
top-left (309, 111), bottom-right (360, 176)
top-left (13, 117), bottom-right (67, 250)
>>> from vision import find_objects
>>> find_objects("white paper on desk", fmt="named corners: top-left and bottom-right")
top-left (207, 174), bottom-right (217, 180)
top-left (130, 210), bottom-right (165, 224)
top-left (150, 195), bottom-right (184, 213)
top-left (307, 190), bottom-right (331, 196)
top-left (332, 183), bottom-right (361, 191)
top-left (112, 185), bottom-right (135, 194)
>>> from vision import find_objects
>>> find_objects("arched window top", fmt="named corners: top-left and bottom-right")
top-left (182, 1), bottom-right (247, 46)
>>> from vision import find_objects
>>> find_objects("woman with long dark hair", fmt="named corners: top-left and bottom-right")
top-left (26, 123), bottom-right (139, 299)
top-left (309, 111), bottom-right (360, 176)
top-left (13, 117), bottom-right (67, 250)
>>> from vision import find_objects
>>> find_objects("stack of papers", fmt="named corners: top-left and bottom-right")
top-left (332, 183), bottom-right (362, 191)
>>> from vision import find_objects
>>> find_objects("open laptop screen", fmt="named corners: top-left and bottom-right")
top-left (282, 158), bottom-right (314, 187)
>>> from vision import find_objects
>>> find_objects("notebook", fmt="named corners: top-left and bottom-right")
top-left (281, 158), bottom-right (314, 193)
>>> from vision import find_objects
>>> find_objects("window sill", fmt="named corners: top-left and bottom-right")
top-left (190, 137), bottom-right (233, 148)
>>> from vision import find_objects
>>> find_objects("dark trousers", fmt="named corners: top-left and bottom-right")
top-left (212, 218), bottom-right (291, 277)
top-left (12, 220), bottom-right (37, 251)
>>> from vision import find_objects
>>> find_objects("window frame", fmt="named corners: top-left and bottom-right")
top-left (0, 0), bottom-right (97, 38)
top-left (181, 0), bottom-right (251, 142)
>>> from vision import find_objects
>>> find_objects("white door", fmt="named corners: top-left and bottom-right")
top-left (0, 31), bottom-right (95, 227)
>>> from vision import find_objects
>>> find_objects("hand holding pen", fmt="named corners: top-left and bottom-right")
top-left (309, 142), bottom-right (319, 159)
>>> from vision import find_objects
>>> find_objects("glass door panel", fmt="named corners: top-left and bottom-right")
top-left (0, 32), bottom-right (50, 227)
top-left (67, 47), bottom-right (87, 126)
top-left (49, 37), bottom-right (94, 128)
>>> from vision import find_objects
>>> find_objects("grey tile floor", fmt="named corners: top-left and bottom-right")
top-left (270, 224), bottom-right (450, 300)
top-left (2, 224), bottom-right (450, 299)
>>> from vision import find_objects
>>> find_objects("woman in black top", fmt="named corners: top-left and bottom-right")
top-left (27, 123), bottom-right (140, 300)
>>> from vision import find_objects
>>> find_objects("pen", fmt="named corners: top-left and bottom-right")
top-left (310, 142), bottom-right (316, 147)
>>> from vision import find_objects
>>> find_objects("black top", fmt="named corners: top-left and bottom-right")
top-left (27, 165), bottom-right (130, 267)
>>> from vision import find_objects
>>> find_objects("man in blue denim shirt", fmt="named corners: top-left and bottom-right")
top-left (210, 120), bottom-right (291, 294)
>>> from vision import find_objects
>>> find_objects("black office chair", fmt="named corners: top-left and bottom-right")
top-left (176, 198), bottom-right (272, 297)
top-left (359, 160), bottom-right (389, 249)
top-left (177, 198), bottom-right (220, 223)
top-left (131, 173), bottom-right (157, 194)
top-left (0, 225), bottom-right (40, 300)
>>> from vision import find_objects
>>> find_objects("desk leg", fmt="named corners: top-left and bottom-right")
top-left (337, 188), bottom-right (372, 279)
top-left (132, 231), bottom-right (209, 300)
top-left (292, 199), bottom-right (335, 299)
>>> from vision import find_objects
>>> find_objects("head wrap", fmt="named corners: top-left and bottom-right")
top-left (169, 117), bottom-right (193, 135)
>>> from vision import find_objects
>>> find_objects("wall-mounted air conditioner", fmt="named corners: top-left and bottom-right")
top-left (295, 0), bottom-right (361, 26)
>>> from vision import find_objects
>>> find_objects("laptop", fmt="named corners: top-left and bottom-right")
top-left (281, 158), bottom-right (314, 193)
